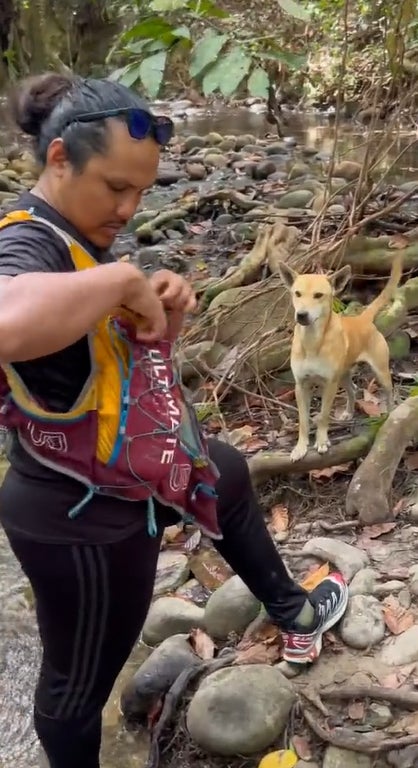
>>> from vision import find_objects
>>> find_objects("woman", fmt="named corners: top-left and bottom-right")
top-left (0, 73), bottom-right (348, 768)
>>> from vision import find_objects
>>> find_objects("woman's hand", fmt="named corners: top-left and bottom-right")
top-left (149, 270), bottom-right (197, 314)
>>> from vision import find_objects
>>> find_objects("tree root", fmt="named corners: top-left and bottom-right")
top-left (145, 652), bottom-right (236, 768)
top-left (176, 341), bottom-right (227, 382)
top-left (346, 397), bottom-right (418, 524)
top-left (302, 707), bottom-right (418, 755)
top-left (322, 685), bottom-right (418, 709)
top-left (249, 432), bottom-right (375, 486)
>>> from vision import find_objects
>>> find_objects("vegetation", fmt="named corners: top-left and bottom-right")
top-left (0, 0), bottom-right (417, 105)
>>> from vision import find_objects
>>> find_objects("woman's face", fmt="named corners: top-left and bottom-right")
top-left (45, 119), bottom-right (160, 248)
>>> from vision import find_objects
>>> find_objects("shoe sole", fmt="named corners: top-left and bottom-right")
top-left (282, 582), bottom-right (349, 664)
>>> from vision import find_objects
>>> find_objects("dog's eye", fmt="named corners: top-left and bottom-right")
top-left (295, 290), bottom-right (301, 297)
top-left (313, 292), bottom-right (323, 299)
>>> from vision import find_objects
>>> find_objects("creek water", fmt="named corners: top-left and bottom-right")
top-left (0, 102), bottom-right (417, 768)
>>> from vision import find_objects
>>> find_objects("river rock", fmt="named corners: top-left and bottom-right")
top-left (380, 625), bottom-right (418, 666)
top-left (186, 665), bottom-right (296, 755)
top-left (302, 537), bottom-right (369, 580)
top-left (288, 162), bottom-right (311, 180)
top-left (368, 703), bottom-right (393, 728)
top-left (205, 131), bottom-right (223, 145)
top-left (156, 167), bottom-right (187, 186)
top-left (153, 551), bottom-right (190, 596)
top-left (120, 634), bottom-right (201, 720)
top-left (374, 580), bottom-right (405, 596)
top-left (323, 746), bottom-right (372, 768)
top-left (204, 575), bottom-right (260, 638)
top-left (234, 134), bottom-right (257, 150)
top-left (219, 137), bottom-right (236, 151)
top-left (142, 597), bottom-right (205, 645)
top-left (340, 595), bottom-right (385, 649)
top-left (349, 568), bottom-right (377, 596)
top-left (276, 190), bottom-right (313, 209)
top-left (186, 162), bottom-right (207, 180)
top-left (265, 142), bottom-right (289, 155)
top-left (204, 153), bottom-right (228, 168)
top-left (251, 160), bottom-right (277, 180)
top-left (0, 174), bottom-right (15, 193)
top-left (183, 135), bottom-right (206, 151)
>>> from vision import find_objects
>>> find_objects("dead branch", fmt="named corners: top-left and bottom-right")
top-left (321, 685), bottom-right (418, 709)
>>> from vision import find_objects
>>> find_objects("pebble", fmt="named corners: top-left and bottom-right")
top-left (276, 189), bottom-right (314, 209)
top-left (323, 746), bottom-right (372, 768)
top-left (120, 634), bottom-right (201, 720)
top-left (374, 580), bottom-right (405, 596)
top-left (204, 575), bottom-right (260, 639)
top-left (153, 551), bottom-right (190, 596)
top-left (380, 625), bottom-right (418, 666)
top-left (398, 588), bottom-right (412, 609)
top-left (368, 703), bottom-right (393, 728)
top-left (186, 665), bottom-right (296, 755)
top-left (340, 595), bottom-right (385, 649)
top-left (302, 537), bottom-right (369, 580)
top-left (186, 162), bottom-right (207, 180)
top-left (348, 567), bottom-right (377, 596)
top-left (275, 660), bottom-right (304, 678)
top-left (142, 597), bottom-right (205, 646)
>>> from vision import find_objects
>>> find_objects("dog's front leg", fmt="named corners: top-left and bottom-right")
top-left (291, 380), bottom-right (312, 462)
top-left (314, 378), bottom-right (340, 453)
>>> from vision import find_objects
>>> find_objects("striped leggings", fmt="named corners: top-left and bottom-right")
top-left (4, 441), bottom-right (306, 767)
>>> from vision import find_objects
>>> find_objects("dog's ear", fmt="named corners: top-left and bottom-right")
top-left (277, 261), bottom-right (298, 289)
top-left (329, 265), bottom-right (351, 294)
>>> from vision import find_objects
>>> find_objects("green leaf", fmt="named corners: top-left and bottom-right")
top-left (121, 17), bottom-right (174, 43)
top-left (258, 49), bottom-right (307, 69)
top-left (188, 0), bottom-right (230, 18)
top-left (277, 0), bottom-right (310, 21)
top-left (247, 67), bottom-right (269, 98)
top-left (110, 63), bottom-right (143, 88)
top-left (218, 46), bottom-right (252, 97)
top-left (190, 30), bottom-right (228, 78)
top-left (139, 50), bottom-right (168, 98)
top-left (202, 59), bottom-right (223, 95)
top-left (150, 0), bottom-right (187, 9)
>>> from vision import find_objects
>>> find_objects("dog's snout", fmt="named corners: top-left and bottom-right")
top-left (296, 311), bottom-right (310, 326)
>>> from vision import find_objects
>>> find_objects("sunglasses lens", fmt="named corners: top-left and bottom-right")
top-left (127, 110), bottom-right (153, 140)
top-left (154, 118), bottom-right (174, 146)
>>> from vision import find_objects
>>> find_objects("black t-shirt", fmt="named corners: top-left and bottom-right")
top-left (0, 192), bottom-right (173, 543)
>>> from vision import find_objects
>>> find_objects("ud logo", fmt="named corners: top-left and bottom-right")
top-left (169, 463), bottom-right (191, 493)
top-left (28, 422), bottom-right (68, 452)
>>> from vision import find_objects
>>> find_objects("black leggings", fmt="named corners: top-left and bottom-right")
top-left (4, 440), bottom-right (306, 768)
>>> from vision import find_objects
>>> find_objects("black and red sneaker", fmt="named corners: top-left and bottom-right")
top-left (281, 572), bottom-right (348, 664)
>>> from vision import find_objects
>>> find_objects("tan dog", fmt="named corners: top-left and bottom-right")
top-left (278, 255), bottom-right (403, 462)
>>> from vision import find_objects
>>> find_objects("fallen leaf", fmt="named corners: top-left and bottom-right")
top-left (258, 750), bottom-right (298, 768)
top-left (189, 549), bottom-right (233, 590)
top-left (188, 628), bottom-right (215, 660)
top-left (228, 425), bottom-right (254, 448)
top-left (234, 641), bottom-right (281, 666)
top-left (162, 524), bottom-right (183, 546)
top-left (362, 522), bottom-right (396, 538)
top-left (240, 616), bottom-right (281, 647)
top-left (382, 595), bottom-right (415, 635)
top-left (393, 497), bottom-right (407, 517)
top-left (300, 562), bottom-right (330, 591)
top-left (271, 504), bottom-right (289, 534)
top-left (380, 672), bottom-right (401, 689)
top-left (309, 463), bottom-right (352, 481)
top-left (242, 437), bottom-right (269, 453)
top-left (356, 398), bottom-right (382, 417)
top-left (391, 711), bottom-right (418, 734)
top-left (184, 528), bottom-right (202, 553)
top-left (348, 701), bottom-right (365, 720)
top-left (292, 734), bottom-right (313, 760)
top-left (389, 234), bottom-right (410, 249)
top-left (380, 663), bottom-right (416, 688)
top-left (405, 452), bottom-right (418, 470)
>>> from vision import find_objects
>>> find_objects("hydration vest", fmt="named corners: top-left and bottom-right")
top-left (0, 210), bottom-right (221, 539)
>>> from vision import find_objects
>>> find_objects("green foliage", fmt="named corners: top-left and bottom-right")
top-left (110, 0), bottom-right (309, 100)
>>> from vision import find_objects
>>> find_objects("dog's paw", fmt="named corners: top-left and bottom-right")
top-left (314, 436), bottom-right (331, 454)
top-left (290, 443), bottom-right (309, 462)
top-left (339, 409), bottom-right (353, 422)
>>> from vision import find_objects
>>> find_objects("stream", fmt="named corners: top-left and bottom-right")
top-left (0, 101), bottom-right (417, 768)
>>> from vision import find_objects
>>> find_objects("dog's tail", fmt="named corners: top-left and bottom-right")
top-left (360, 253), bottom-right (403, 323)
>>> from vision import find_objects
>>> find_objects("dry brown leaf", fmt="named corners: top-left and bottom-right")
top-left (300, 562), bottom-right (330, 591)
top-left (380, 663), bottom-right (416, 689)
top-left (362, 522), bottom-right (396, 539)
top-left (392, 712), bottom-right (418, 734)
top-left (389, 234), bottom-right (410, 249)
top-left (189, 628), bottom-right (216, 660)
top-left (271, 504), bottom-right (289, 534)
top-left (382, 595), bottom-right (415, 635)
top-left (239, 620), bottom-right (281, 649)
top-left (356, 398), bottom-right (382, 417)
top-left (184, 528), bottom-right (202, 553)
top-left (309, 463), bottom-right (352, 481)
top-left (162, 524), bottom-right (183, 545)
top-left (233, 641), bottom-right (281, 666)
top-left (292, 735), bottom-right (312, 761)
top-left (189, 549), bottom-right (233, 590)
top-left (405, 452), bottom-right (418, 470)
top-left (228, 425), bottom-right (254, 448)
top-left (393, 497), bottom-right (408, 517)
top-left (242, 437), bottom-right (269, 453)
top-left (348, 701), bottom-right (365, 720)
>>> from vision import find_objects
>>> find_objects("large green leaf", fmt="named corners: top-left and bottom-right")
top-left (277, 0), bottom-right (310, 21)
top-left (247, 66), bottom-right (270, 98)
top-left (258, 49), bottom-right (307, 69)
top-left (110, 63), bottom-right (143, 88)
top-left (139, 51), bottom-right (168, 98)
top-left (121, 17), bottom-right (175, 43)
top-left (188, 0), bottom-right (230, 17)
top-left (218, 46), bottom-right (252, 97)
top-left (201, 58), bottom-right (223, 95)
top-left (190, 30), bottom-right (228, 78)
top-left (150, 0), bottom-right (188, 10)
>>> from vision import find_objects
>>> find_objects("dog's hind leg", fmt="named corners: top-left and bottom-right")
top-left (339, 372), bottom-right (356, 421)
top-left (361, 332), bottom-right (393, 411)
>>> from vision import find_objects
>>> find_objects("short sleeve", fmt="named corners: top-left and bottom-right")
top-left (0, 221), bottom-right (72, 277)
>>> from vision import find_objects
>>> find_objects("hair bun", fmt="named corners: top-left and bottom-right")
top-left (10, 73), bottom-right (76, 137)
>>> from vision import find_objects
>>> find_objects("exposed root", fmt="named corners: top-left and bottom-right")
top-left (322, 685), bottom-right (418, 709)
top-left (346, 397), bottom-right (418, 524)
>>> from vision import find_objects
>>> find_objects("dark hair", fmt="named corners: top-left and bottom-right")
top-left (10, 72), bottom-right (152, 170)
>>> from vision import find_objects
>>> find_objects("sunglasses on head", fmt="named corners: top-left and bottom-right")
top-left (65, 108), bottom-right (174, 147)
